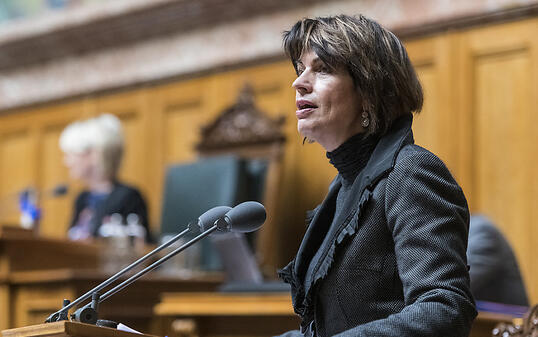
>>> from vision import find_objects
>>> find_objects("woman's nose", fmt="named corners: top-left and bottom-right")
top-left (292, 72), bottom-right (312, 95)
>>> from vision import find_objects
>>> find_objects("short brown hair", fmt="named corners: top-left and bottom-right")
top-left (283, 14), bottom-right (423, 135)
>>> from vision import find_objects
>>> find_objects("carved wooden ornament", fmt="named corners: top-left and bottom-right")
top-left (196, 84), bottom-right (285, 152)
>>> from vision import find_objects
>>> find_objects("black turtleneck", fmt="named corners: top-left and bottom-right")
top-left (326, 132), bottom-right (379, 186)
top-left (303, 132), bottom-right (379, 289)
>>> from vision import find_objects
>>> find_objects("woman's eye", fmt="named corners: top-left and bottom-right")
top-left (318, 65), bottom-right (331, 74)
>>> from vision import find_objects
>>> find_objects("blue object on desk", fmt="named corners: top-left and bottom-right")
top-left (476, 300), bottom-right (528, 317)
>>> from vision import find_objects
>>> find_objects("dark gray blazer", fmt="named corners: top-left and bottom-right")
top-left (278, 116), bottom-right (477, 337)
top-left (467, 215), bottom-right (529, 306)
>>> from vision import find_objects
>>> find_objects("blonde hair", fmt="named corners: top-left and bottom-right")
top-left (283, 14), bottom-right (423, 135)
top-left (59, 114), bottom-right (124, 180)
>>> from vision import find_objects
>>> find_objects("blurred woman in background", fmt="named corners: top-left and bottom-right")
top-left (60, 114), bottom-right (150, 242)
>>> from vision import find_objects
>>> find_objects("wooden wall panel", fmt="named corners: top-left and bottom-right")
top-left (0, 127), bottom-right (36, 226)
top-left (0, 284), bottom-right (9, 330)
top-left (162, 99), bottom-right (204, 164)
top-left (12, 285), bottom-right (76, 328)
top-left (116, 113), bottom-right (146, 188)
top-left (405, 35), bottom-right (461, 178)
top-left (146, 79), bottom-right (209, 227)
top-left (39, 124), bottom-right (72, 238)
top-left (211, 62), bottom-right (295, 118)
top-left (457, 18), bottom-right (538, 302)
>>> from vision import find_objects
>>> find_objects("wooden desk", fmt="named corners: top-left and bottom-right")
top-left (0, 226), bottom-right (99, 273)
top-left (154, 292), bottom-right (516, 337)
top-left (154, 292), bottom-right (300, 337)
top-left (2, 321), bottom-right (158, 337)
top-left (7, 269), bottom-right (222, 335)
top-left (0, 226), bottom-right (98, 331)
top-left (472, 311), bottom-right (516, 337)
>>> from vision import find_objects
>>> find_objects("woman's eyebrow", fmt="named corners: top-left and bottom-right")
top-left (311, 57), bottom-right (327, 68)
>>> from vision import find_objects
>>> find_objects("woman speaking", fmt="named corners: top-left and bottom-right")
top-left (277, 15), bottom-right (476, 337)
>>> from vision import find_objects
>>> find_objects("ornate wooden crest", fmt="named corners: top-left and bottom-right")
top-left (196, 85), bottom-right (285, 152)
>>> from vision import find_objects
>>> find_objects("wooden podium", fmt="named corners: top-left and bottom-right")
top-left (0, 225), bottom-right (222, 333)
top-left (2, 321), bottom-right (157, 337)
top-left (154, 292), bottom-right (300, 337)
top-left (0, 226), bottom-right (98, 331)
top-left (0, 225), bottom-right (99, 272)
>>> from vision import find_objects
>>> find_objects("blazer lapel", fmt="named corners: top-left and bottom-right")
top-left (294, 177), bottom-right (341, 281)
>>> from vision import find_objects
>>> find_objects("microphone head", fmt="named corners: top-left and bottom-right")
top-left (198, 206), bottom-right (232, 232)
top-left (52, 184), bottom-right (69, 197)
top-left (222, 201), bottom-right (266, 233)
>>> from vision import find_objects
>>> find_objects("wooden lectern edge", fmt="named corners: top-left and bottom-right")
top-left (154, 292), bottom-right (295, 316)
top-left (0, 225), bottom-right (34, 239)
top-left (475, 311), bottom-right (516, 323)
top-left (1, 321), bottom-right (159, 337)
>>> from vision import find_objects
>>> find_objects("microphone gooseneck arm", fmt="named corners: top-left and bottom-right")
top-left (45, 226), bottom-right (192, 323)
top-left (88, 202), bottom-right (264, 306)
top-left (96, 223), bottom-right (218, 304)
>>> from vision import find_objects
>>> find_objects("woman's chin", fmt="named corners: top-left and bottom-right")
top-left (298, 123), bottom-right (317, 140)
top-left (299, 131), bottom-right (316, 142)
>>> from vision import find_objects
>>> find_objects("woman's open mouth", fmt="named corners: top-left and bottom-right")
top-left (296, 100), bottom-right (317, 119)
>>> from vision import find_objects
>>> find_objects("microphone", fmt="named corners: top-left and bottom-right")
top-left (0, 183), bottom-right (69, 222)
top-left (58, 202), bottom-right (266, 325)
top-left (20, 183), bottom-right (69, 198)
top-left (51, 184), bottom-right (69, 197)
top-left (198, 206), bottom-right (232, 231)
top-left (45, 205), bottom-right (232, 324)
top-left (93, 202), bottom-right (266, 304)
top-left (215, 201), bottom-right (266, 233)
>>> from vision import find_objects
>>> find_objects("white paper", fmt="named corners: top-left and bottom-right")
top-left (117, 323), bottom-right (142, 334)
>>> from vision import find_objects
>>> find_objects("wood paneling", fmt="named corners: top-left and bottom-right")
top-left (457, 18), bottom-right (538, 302)
top-left (0, 283), bottom-right (9, 330)
top-left (0, 229), bottom-right (99, 329)
top-left (146, 78), bottom-right (209, 227)
top-left (6, 268), bottom-right (220, 333)
top-left (0, 125), bottom-right (36, 226)
top-left (406, 35), bottom-right (461, 176)
top-left (159, 81), bottom-right (206, 164)
top-left (13, 285), bottom-right (75, 327)
top-left (39, 124), bottom-right (72, 238)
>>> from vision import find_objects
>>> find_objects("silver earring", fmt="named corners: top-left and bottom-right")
top-left (361, 111), bottom-right (370, 128)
